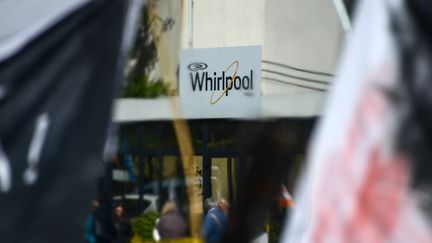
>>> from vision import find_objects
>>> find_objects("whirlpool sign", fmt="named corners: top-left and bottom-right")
top-left (180, 46), bottom-right (261, 119)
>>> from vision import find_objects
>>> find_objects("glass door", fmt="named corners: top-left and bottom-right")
top-left (210, 156), bottom-right (237, 203)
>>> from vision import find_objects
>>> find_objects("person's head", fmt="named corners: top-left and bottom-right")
top-left (205, 198), bottom-right (217, 212)
top-left (91, 199), bottom-right (99, 212)
top-left (115, 205), bottom-right (124, 218)
top-left (161, 201), bottom-right (177, 215)
top-left (217, 199), bottom-right (229, 214)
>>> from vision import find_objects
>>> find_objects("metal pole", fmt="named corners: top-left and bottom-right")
top-left (202, 124), bottom-right (211, 208)
top-left (188, 0), bottom-right (193, 48)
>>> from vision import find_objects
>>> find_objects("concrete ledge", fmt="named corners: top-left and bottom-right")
top-left (112, 93), bottom-right (324, 122)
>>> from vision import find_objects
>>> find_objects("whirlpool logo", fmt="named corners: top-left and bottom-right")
top-left (188, 62), bottom-right (208, 71)
top-left (187, 61), bottom-right (254, 104)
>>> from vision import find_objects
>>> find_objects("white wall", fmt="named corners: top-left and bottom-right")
top-left (182, 0), bottom-right (265, 48)
top-left (262, 0), bottom-right (344, 95)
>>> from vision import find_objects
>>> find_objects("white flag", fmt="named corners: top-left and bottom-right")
top-left (282, 0), bottom-right (432, 242)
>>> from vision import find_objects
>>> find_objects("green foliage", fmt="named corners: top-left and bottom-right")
top-left (129, 5), bottom-right (158, 76)
top-left (123, 4), bottom-right (167, 98)
top-left (123, 75), bottom-right (167, 98)
top-left (132, 211), bottom-right (160, 242)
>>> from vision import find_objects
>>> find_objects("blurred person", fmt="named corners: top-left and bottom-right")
top-left (203, 199), bottom-right (229, 243)
top-left (276, 184), bottom-right (294, 226)
top-left (113, 205), bottom-right (132, 243)
top-left (155, 201), bottom-right (189, 240)
top-left (217, 199), bottom-right (229, 216)
top-left (84, 199), bottom-right (99, 243)
top-left (223, 122), bottom-right (300, 243)
top-left (94, 195), bottom-right (115, 243)
top-left (278, 184), bottom-right (294, 209)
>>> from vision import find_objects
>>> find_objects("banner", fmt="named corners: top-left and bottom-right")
top-left (282, 0), bottom-right (432, 242)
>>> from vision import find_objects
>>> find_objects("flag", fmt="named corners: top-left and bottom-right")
top-left (0, 0), bottom-right (142, 242)
top-left (282, 0), bottom-right (432, 242)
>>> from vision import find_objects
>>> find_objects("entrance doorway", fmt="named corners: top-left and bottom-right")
top-left (111, 118), bottom-right (315, 216)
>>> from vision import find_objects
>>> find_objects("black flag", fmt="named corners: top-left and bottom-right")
top-left (0, 0), bottom-right (134, 242)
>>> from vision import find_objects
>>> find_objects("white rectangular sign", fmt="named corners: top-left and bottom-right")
top-left (179, 46), bottom-right (261, 119)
